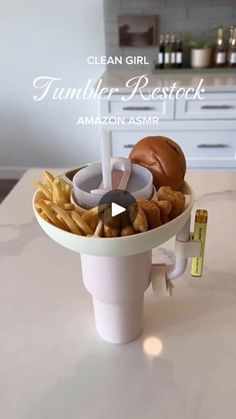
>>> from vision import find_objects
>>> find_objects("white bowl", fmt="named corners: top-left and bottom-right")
top-left (33, 181), bottom-right (194, 257)
top-left (73, 161), bottom-right (153, 209)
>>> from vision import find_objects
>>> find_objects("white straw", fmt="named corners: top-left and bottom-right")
top-left (101, 130), bottom-right (112, 190)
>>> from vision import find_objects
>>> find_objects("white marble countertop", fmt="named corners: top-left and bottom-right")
top-left (1, 169), bottom-right (236, 419)
top-left (100, 68), bottom-right (236, 92)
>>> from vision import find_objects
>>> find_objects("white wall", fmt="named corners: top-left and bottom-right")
top-left (0, 0), bottom-right (105, 178)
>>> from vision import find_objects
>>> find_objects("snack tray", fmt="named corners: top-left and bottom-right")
top-left (33, 180), bottom-right (193, 257)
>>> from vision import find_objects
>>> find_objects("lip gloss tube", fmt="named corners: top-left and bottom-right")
top-left (191, 209), bottom-right (208, 277)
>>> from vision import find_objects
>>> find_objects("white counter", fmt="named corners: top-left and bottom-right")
top-left (100, 68), bottom-right (236, 92)
top-left (1, 169), bottom-right (236, 419)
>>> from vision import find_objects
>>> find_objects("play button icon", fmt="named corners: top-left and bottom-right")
top-left (98, 189), bottom-right (138, 229)
top-left (111, 202), bottom-right (126, 217)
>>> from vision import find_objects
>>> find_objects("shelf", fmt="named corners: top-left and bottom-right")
top-left (152, 67), bottom-right (236, 74)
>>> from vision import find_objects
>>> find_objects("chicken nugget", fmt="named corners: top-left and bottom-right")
top-left (157, 186), bottom-right (185, 219)
top-left (129, 203), bottom-right (148, 233)
top-left (156, 199), bottom-right (172, 224)
top-left (120, 212), bottom-right (135, 236)
top-left (138, 199), bottom-right (161, 229)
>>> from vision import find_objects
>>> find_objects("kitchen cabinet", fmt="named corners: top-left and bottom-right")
top-left (176, 93), bottom-right (236, 120)
top-left (101, 90), bottom-right (236, 169)
top-left (108, 94), bottom-right (175, 120)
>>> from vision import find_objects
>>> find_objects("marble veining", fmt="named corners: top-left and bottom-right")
top-left (0, 218), bottom-right (44, 258)
top-left (194, 189), bottom-right (236, 203)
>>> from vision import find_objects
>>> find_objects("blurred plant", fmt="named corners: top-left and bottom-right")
top-left (185, 28), bottom-right (217, 49)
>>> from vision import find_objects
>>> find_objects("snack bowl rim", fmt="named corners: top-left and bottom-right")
top-left (32, 180), bottom-right (194, 257)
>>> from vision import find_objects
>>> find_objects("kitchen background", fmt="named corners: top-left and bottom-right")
top-left (104, 0), bottom-right (236, 65)
top-left (0, 0), bottom-right (236, 202)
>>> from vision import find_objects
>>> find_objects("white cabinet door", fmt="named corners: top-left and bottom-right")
top-left (111, 130), bottom-right (236, 169)
top-left (107, 95), bottom-right (175, 120)
top-left (176, 93), bottom-right (236, 120)
top-left (175, 131), bottom-right (236, 168)
top-left (111, 131), bottom-right (155, 157)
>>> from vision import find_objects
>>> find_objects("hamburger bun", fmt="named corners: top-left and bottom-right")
top-left (129, 136), bottom-right (186, 190)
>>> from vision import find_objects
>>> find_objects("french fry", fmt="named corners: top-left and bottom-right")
top-left (71, 211), bottom-right (93, 236)
top-left (103, 206), bottom-right (120, 237)
top-left (35, 181), bottom-right (52, 200)
top-left (35, 200), bottom-right (45, 211)
top-left (43, 170), bottom-right (54, 189)
top-left (81, 209), bottom-right (99, 232)
top-left (54, 215), bottom-right (70, 232)
top-left (64, 184), bottom-right (72, 201)
top-left (36, 200), bottom-right (65, 229)
top-left (64, 203), bottom-right (75, 211)
top-left (40, 212), bottom-right (51, 223)
top-left (90, 214), bottom-right (100, 232)
top-left (35, 190), bottom-right (47, 202)
top-left (43, 200), bottom-right (53, 206)
top-left (93, 220), bottom-right (103, 237)
top-left (52, 177), bottom-right (67, 206)
top-left (81, 206), bottom-right (99, 218)
top-left (51, 204), bottom-right (81, 234)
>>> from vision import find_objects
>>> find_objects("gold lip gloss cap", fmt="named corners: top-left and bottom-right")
top-left (195, 209), bottom-right (208, 224)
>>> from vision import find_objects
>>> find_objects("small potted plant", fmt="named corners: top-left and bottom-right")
top-left (188, 31), bottom-right (214, 68)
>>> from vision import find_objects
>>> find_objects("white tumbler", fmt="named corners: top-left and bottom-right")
top-left (81, 252), bottom-right (152, 344)
top-left (33, 176), bottom-right (194, 345)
